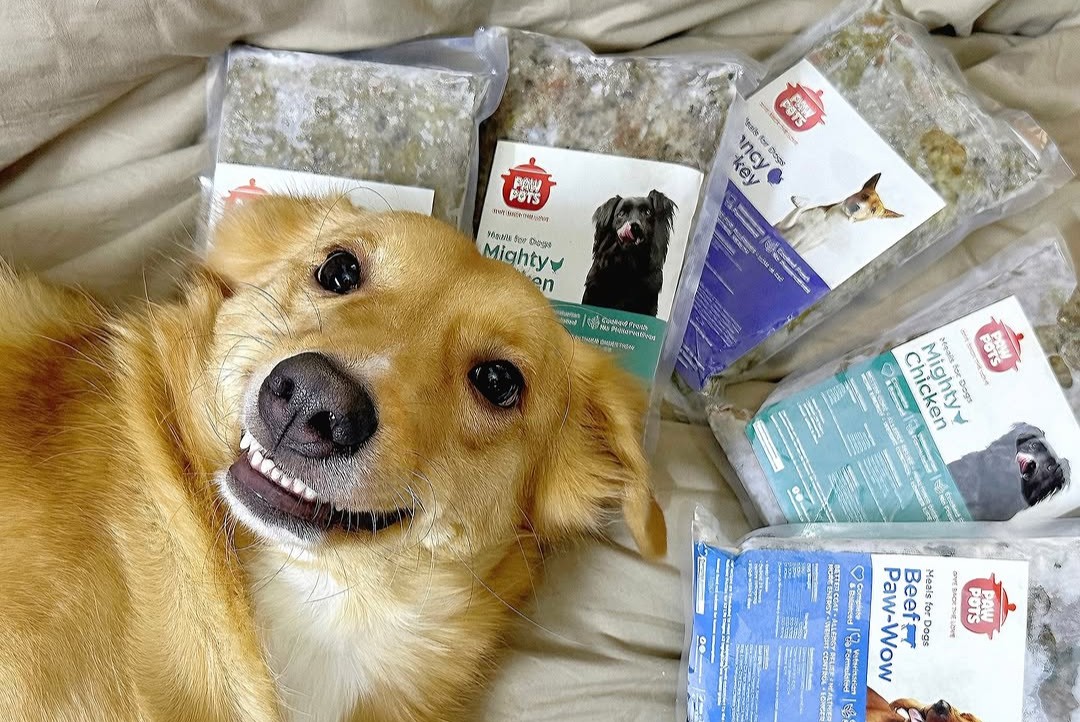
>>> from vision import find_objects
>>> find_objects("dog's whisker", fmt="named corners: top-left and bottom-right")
top-left (251, 543), bottom-right (300, 596)
top-left (445, 548), bottom-right (590, 651)
top-left (511, 501), bottom-right (547, 607)
top-left (236, 281), bottom-right (293, 337)
top-left (30, 334), bottom-right (112, 376)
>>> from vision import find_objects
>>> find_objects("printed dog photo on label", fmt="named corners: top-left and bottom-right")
top-left (948, 422), bottom-right (1070, 520)
top-left (867, 687), bottom-right (983, 722)
top-left (581, 190), bottom-right (677, 317)
top-left (773, 172), bottom-right (903, 255)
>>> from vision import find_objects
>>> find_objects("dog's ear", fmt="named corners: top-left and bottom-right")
top-left (592, 196), bottom-right (622, 233)
top-left (529, 340), bottom-right (666, 560)
top-left (863, 173), bottom-right (882, 190)
top-left (205, 194), bottom-right (330, 288)
top-left (647, 190), bottom-right (677, 226)
top-left (881, 207), bottom-right (903, 219)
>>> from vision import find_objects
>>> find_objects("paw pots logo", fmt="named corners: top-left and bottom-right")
top-left (975, 317), bottom-right (1024, 372)
top-left (224, 178), bottom-right (268, 209)
top-left (774, 83), bottom-right (826, 132)
top-left (961, 574), bottom-right (1017, 639)
top-left (500, 157), bottom-right (556, 211)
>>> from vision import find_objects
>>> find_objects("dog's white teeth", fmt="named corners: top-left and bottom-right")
top-left (240, 448), bottom-right (320, 502)
top-left (240, 432), bottom-right (267, 454)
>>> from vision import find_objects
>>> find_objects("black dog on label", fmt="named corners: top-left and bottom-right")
top-left (948, 422), bottom-right (1069, 520)
top-left (581, 190), bottom-right (677, 317)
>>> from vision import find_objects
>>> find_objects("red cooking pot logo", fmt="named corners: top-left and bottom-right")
top-left (975, 317), bottom-right (1024, 372)
top-left (774, 83), bottom-right (826, 132)
top-left (961, 574), bottom-right (1017, 639)
top-left (224, 178), bottom-right (268, 209)
top-left (501, 157), bottom-right (556, 211)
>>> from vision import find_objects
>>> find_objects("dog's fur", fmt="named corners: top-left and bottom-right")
top-left (581, 190), bottom-right (676, 317)
top-left (1016, 429), bottom-right (1069, 506)
top-left (0, 195), bottom-right (666, 722)
top-left (948, 422), bottom-right (1069, 520)
top-left (867, 687), bottom-right (982, 722)
top-left (774, 173), bottom-right (902, 254)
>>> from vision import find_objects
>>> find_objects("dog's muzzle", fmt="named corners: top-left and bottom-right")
top-left (219, 352), bottom-right (414, 538)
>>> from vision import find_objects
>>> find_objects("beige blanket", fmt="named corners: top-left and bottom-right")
top-left (2, 0), bottom-right (1078, 718)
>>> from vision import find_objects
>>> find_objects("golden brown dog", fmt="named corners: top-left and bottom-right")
top-left (867, 687), bottom-right (982, 722)
top-left (0, 195), bottom-right (666, 722)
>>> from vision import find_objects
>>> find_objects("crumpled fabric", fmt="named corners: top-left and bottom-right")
top-left (1, 2), bottom-right (1079, 719)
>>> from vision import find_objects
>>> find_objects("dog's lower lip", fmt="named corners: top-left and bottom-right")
top-left (229, 456), bottom-right (335, 526)
top-left (227, 432), bottom-right (412, 533)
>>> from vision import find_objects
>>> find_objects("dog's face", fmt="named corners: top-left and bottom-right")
top-left (899, 700), bottom-right (981, 722)
top-left (198, 195), bottom-right (665, 563)
top-left (840, 173), bottom-right (903, 222)
top-left (1016, 431), bottom-right (1068, 503)
top-left (594, 190), bottom-right (676, 248)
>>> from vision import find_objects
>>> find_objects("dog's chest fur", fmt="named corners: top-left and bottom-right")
top-left (247, 552), bottom-right (435, 722)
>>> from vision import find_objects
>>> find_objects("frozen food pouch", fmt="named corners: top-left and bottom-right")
top-left (676, 0), bottom-right (1071, 389)
top-left (750, 294), bottom-right (1080, 523)
top-left (683, 506), bottom-right (1080, 722)
top-left (709, 228), bottom-right (1080, 526)
top-left (473, 28), bottom-right (758, 396)
top-left (201, 32), bottom-right (508, 235)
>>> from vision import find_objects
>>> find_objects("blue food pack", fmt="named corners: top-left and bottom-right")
top-left (685, 508), bottom-right (1030, 722)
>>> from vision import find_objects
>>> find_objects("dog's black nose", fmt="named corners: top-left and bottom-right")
top-left (258, 352), bottom-right (377, 458)
top-left (931, 700), bottom-right (951, 715)
top-left (630, 221), bottom-right (643, 238)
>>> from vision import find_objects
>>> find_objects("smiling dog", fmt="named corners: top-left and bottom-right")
top-left (0, 195), bottom-right (665, 722)
top-left (581, 190), bottom-right (677, 317)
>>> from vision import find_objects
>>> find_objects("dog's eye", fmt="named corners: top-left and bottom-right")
top-left (643, 208), bottom-right (652, 217)
top-left (316, 250), bottom-right (362, 294)
top-left (469, 360), bottom-right (524, 409)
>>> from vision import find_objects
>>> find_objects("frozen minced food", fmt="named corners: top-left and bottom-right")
top-left (473, 28), bottom-right (758, 449)
top-left (709, 229), bottom-right (1080, 526)
top-left (204, 33), bottom-right (507, 233)
top-left (684, 506), bottom-right (1080, 722)
top-left (677, 0), bottom-right (1071, 390)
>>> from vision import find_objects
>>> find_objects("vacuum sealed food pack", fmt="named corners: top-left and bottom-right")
top-left (709, 227), bottom-right (1080, 525)
top-left (683, 506), bottom-right (1080, 722)
top-left (473, 28), bottom-right (761, 446)
top-left (676, 0), bottom-right (1072, 390)
top-left (203, 32), bottom-right (508, 233)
